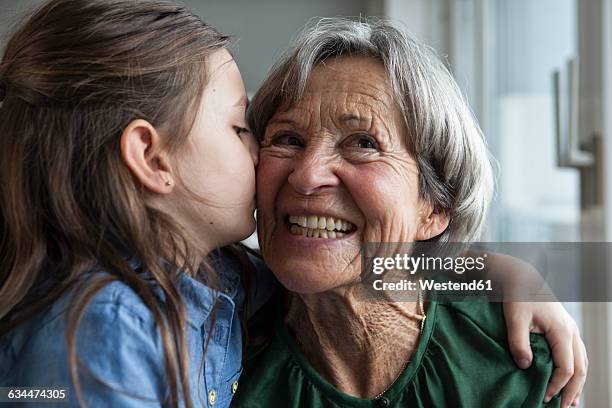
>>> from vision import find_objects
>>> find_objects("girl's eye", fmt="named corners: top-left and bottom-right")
top-left (272, 132), bottom-right (304, 147)
top-left (234, 126), bottom-right (252, 137)
top-left (344, 134), bottom-right (379, 150)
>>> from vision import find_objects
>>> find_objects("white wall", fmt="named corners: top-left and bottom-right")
top-left (187, 0), bottom-right (372, 92)
top-left (0, 0), bottom-right (373, 93)
top-left (380, 0), bottom-right (450, 57)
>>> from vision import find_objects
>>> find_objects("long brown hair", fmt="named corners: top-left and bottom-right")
top-left (0, 1), bottom-right (230, 406)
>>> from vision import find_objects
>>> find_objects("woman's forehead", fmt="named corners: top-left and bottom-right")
top-left (269, 89), bottom-right (400, 127)
top-left (307, 56), bottom-right (392, 94)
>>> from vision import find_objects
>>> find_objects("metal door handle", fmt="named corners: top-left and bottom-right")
top-left (553, 57), bottom-right (594, 168)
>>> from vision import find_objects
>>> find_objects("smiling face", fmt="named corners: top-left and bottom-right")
top-left (256, 56), bottom-right (448, 294)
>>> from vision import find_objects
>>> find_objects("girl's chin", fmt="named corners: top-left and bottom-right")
top-left (208, 214), bottom-right (256, 248)
top-left (235, 216), bottom-right (257, 242)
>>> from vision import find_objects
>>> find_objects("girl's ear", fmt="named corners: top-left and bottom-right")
top-left (415, 205), bottom-right (450, 241)
top-left (120, 119), bottom-right (174, 194)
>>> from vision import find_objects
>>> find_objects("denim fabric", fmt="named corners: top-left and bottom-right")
top-left (0, 247), bottom-right (276, 407)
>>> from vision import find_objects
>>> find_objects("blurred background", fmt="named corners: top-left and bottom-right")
top-left (1, 0), bottom-right (611, 406)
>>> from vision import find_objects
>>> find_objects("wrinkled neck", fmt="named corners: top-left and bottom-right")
top-left (283, 285), bottom-right (425, 398)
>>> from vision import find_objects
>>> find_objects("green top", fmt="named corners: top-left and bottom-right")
top-left (232, 297), bottom-right (561, 408)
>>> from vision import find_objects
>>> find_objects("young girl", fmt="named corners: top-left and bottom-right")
top-left (0, 1), bottom-right (266, 406)
top-left (0, 1), bottom-right (585, 407)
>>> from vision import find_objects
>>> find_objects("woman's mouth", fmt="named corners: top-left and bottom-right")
top-left (287, 214), bottom-right (356, 239)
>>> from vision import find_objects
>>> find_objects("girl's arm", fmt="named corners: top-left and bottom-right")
top-left (478, 251), bottom-right (587, 407)
top-left (504, 301), bottom-right (586, 407)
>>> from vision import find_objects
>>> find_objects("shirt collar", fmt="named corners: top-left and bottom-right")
top-left (124, 249), bottom-right (241, 329)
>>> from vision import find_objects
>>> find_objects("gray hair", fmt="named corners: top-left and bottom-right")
top-left (248, 17), bottom-right (494, 242)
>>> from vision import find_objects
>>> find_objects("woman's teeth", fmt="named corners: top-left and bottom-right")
top-left (288, 215), bottom-right (355, 238)
top-left (290, 224), bottom-right (345, 238)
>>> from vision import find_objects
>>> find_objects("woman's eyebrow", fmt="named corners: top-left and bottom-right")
top-left (268, 117), bottom-right (300, 127)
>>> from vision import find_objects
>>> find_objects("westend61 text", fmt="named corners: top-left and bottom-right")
top-left (372, 279), bottom-right (493, 292)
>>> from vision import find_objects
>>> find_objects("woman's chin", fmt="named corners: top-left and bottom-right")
top-left (277, 277), bottom-right (336, 294)
top-left (269, 261), bottom-right (356, 294)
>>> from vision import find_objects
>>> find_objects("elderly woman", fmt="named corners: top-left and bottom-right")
top-left (232, 19), bottom-right (572, 407)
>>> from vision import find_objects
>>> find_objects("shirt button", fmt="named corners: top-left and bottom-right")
top-left (208, 389), bottom-right (216, 405)
top-left (231, 381), bottom-right (239, 394)
top-left (376, 397), bottom-right (390, 407)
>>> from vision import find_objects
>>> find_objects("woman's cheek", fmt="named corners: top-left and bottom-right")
top-left (342, 164), bottom-right (420, 242)
top-left (256, 154), bottom-right (289, 251)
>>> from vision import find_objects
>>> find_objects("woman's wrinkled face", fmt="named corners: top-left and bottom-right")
top-left (257, 56), bottom-right (445, 294)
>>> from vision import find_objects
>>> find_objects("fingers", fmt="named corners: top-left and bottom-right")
top-left (504, 303), bottom-right (533, 368)
top-left (544, 321), bottom-right (575, 403)
top-left (562, 330), bottom-right (587, 407)
top-left (502, 301), bottom-right (588, 406)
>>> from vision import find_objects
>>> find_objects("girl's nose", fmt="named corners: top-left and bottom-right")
top-left (244, 131), bottom-right (259, 166)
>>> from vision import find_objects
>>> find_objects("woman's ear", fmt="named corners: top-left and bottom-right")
top-left (415, 206), bottom-right (450, 241)
top-left (120, 119), bottom-right (174, 194)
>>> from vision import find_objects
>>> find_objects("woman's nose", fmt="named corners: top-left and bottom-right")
top-left (288, 148), bottom-right (339, 195)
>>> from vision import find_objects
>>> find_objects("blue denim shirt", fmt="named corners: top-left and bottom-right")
top-left (0, 247), bottom-right (276, 407)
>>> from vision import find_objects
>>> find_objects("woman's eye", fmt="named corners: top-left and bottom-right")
top-left (272, 133), bottom-right (304, 147)
top-left (345, 134), bottom-right (379, 150)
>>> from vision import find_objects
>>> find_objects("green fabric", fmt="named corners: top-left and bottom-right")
top-left (232, 298), bottom-right (561, 408)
